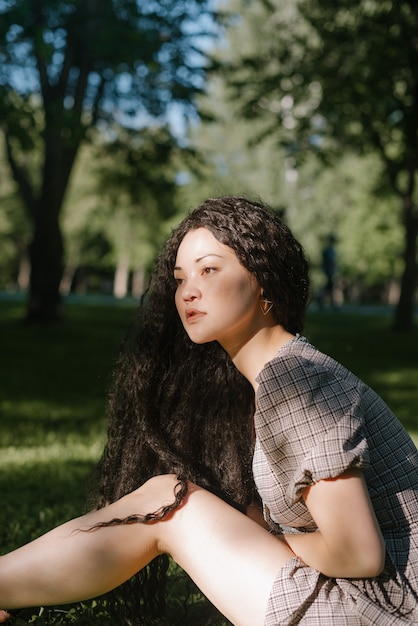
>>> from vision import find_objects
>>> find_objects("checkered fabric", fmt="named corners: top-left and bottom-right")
top-left (253, 336), bottom-right (418, 625)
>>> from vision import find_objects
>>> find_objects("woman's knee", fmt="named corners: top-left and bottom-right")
top-left (122, 474), bottom-right (193, 523)
top-left (139, 473), bottom-right (183, 492)
top-left (134, 473), bottom-right (189, 502)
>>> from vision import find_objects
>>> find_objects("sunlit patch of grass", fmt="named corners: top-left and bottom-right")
top-left (410, 433), bottom-right (418, 447)
top-left (369, 369), bottom-right (418, 426)
top-left (306, 310), bottom-right (418, 445)
top-left (0, 399), bottom-right (106, 447)
top-left (0, 439), bottom-right (105, 466)
top-left (306, 311), bottom-right (418, 432)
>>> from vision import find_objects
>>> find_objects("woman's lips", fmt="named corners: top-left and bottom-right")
top-left (185, 308), bottom-right (205, 321)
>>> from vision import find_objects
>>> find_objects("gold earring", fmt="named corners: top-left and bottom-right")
top-left (259, 296), bottom-right (273, 316)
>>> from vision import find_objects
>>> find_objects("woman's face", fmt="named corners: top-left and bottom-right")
top-left (174, 227), bottom-right (262, 349)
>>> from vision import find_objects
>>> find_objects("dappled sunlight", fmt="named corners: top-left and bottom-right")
top-left (1, 398), bottom-right (104, 421)
top-left (371, 369), bottom-right (414, 386)
top-left (365, 368), bottom-right (418, 433)
top-left (0, 439), bottom-right (104, 468)
top-left (0, 398), bottom-right (107, 447)
top-left (410, 433), bottom-right (418, 447)
top-left (307, 312), bottom-right (418, 435)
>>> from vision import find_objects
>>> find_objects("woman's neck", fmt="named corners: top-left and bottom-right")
top-left (225, 325), bottom-right (295, 391)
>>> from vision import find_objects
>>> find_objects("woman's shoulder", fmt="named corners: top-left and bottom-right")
top-left (256, 336), bottom-right (363, 415)
top-left (258, 336), bottom-right (353, 386)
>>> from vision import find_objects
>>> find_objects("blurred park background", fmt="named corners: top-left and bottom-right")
top-left (0, 0), bottom-right (417, 623)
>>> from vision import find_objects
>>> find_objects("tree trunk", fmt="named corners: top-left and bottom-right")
top-left (132, 267), bottom-right (145, 298)
top-left (24, 107), bottom-right (80, 321)
top-left (113, 257), bottom-right (130, 299)
top-left (392, 196), bottom-right (418, 332)
top-left (17, 245), bottom-right (31, 292)
top-left (26, 208), bottom-right (64, 322)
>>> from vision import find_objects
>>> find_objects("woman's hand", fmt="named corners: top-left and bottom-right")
top-left (284, 469), bottom-right (385, 579)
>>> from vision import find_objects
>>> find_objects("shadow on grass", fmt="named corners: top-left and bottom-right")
top-left (0, 301), bottom-right (134, 447)
top-left (0, 403), bottom-right (107, 447)
top-left (306, 312), bottom-right (418, 436)
top-left (0, 458), bottom-right (96, 550)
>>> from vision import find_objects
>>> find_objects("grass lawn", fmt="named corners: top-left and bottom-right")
top-left (0, 300), bottom-right (417, 624)
top-left (305, 310), bottom-right (418, 441)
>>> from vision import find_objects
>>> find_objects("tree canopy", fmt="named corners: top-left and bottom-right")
top-left (217, 0), bottom-right (418, 329)
top-left (0, 0), bottom-right (216, 320)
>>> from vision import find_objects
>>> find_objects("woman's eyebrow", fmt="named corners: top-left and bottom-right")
top-left (174, 253), bottom-right (224, 271)
top-left (196, 253), bottom-right (224, 262)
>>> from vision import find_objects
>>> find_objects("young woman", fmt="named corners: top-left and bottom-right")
top-left (1, 196), bottom-right (417, 625)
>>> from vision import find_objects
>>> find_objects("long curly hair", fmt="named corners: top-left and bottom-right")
top-left (93, 196), bottom-right (310, 623)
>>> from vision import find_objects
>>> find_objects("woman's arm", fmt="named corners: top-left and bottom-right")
top-left (283, 469), bottom-right (385, 578)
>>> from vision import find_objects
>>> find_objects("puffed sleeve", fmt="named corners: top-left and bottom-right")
top-left (255, 354), bottom-right (370, 507)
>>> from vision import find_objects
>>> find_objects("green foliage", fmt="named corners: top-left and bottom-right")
top-left (221, 0), bottom-right (418, 183)
top-left (92, 126), bottom-right (184, 264)
top-left (0, 0), bottom-right (214, 127)
top-left (0, 0), bottom-right (217, 319)
top-left (285, 152), bottom-right (404, 293)
top-left (298, 0), bottom-right (418, 175)
top-left (58, 126), bottom-right (192, 297)
top-left (189, 70), bottom-right (404, 299)
top-left (198, 0), bottom-right (418, 328)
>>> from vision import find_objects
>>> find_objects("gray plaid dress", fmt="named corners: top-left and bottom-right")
top-left (253, 336), bottom-right (418, 625)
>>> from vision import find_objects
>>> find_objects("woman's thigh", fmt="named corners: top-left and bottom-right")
top-left (154, 478), bottom-right (294, 626)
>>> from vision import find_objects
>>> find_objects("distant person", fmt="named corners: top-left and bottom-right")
top-left (1, 197), bottom-right (417, 625)
top-left (320, 233), bottom-right (337, 308)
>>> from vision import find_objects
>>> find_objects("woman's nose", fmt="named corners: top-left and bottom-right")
top-left (182, 281), bottom-right (200, 301)
top-left (183, 289), bottom-right (197, 302)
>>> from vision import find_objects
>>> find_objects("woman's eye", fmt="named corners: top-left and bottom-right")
top-left (174, 277), bottom-right (184, 286)
top-left (203, 266), bottom-right (216, 275)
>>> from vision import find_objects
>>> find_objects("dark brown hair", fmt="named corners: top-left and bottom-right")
top-left (93, 196), bottom-right (310, 622)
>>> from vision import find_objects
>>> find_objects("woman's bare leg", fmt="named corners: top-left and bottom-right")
top-left (0, 475), bottom-right (293, 626)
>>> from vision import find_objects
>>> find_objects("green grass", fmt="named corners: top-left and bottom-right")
top-left (1, 302), bottom-right (128, 531)
top-left (0, 301), bottom-right (225, 625)
top-left (0, 301), bottom-right (417, 624)
top-left (305, 311), bottom-right (418, 442)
